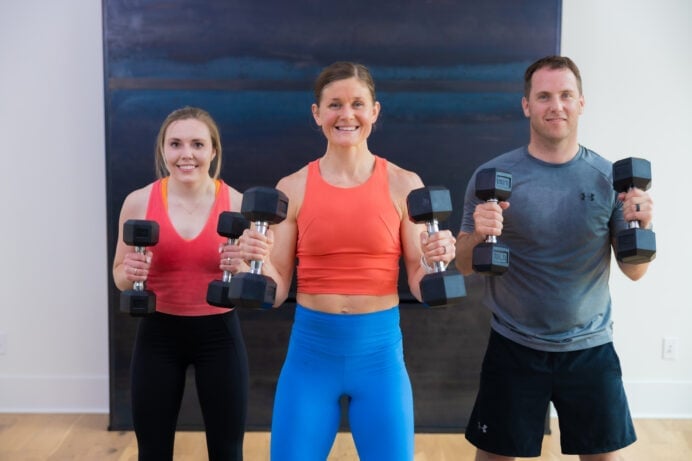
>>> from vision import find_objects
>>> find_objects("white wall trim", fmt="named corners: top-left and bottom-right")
top-left (0, 375), bottom-right (109, 413)
top-left (624, 380), bottom-right (692, 419)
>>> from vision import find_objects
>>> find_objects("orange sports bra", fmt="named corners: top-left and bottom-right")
top-left (296, 156), bottom-right (402, 296)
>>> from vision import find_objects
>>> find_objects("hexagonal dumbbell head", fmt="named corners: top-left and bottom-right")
top-left (612, 157), bottom-right (656, 264)
top-left (473, 168), bottom-right (511, 275)
top-left (420, 271), bottom-right (467, 308)
top-left (407, 186), bottom-right (453, 224)
top-left (241, 186), bottom-right (289, 224)
top-left (228, 272), bottom-right (277, 309)
top-left (120, 219), bottom-right (158, 317)
top-left (616, 228), bottom-right (656, 264)
top-left (123, 220), bottom-right (159, 247)
top-left (229, 187), bottom-right (287, 309)
top-left (207, 212), bottom-right (251, 308)
top-left (475, 168), bottom-right (512, 202)
top-left (473, 242), bottom-right (510, 275)
top-left (120, 291), bottom-right (156, 317)
top-left (612, 157), bottom-right (651, 193)
top-left (217, 211), bottom-right (250, 240)
top-left (406, 185), bottom-right (467, 307)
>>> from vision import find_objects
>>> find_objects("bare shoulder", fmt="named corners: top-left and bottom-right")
top-left (224, 182), bottom-right (244, 212)
top-left (386, 159), bottom-right (424, 198)
top-left (276, 165), bottom-right (309, 218)
top-left (120, 183), bottom-right (153, 220)
top-left (276, 165), bottom-right (308, 199)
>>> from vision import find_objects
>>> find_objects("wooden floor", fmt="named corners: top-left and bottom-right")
top-left (0, 414), bottom-right (689, 460)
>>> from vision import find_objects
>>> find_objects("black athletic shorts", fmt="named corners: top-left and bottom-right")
top-left (465, 329), bottom-right (636, 457)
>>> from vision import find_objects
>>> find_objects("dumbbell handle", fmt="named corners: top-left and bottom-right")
top-left (221, 237), bottom-right (240, 283)
top-left (624, 185), bottom-right (643, 230)
top-left (249, 221), bottom-right (269, 274)
top-left (483, 198), bottom-right (500, 244)
top-left (424, 219), bottom-right (446, 273)
top-left (133, 246), bottom-right (146, 291)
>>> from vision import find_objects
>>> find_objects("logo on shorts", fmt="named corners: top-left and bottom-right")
top-left (477, 421), bottom-right (488, 433)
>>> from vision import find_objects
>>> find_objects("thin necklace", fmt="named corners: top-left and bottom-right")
top-left (176, 198), bottom-right (203, 214)
top-left (171, 181), bottom-right (213, 214)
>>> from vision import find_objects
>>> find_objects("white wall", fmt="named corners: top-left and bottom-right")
top-left (0, 0), bottom-right (689, 417)
top-left (0, 0), bottom-right (108, 411)
top-left (561, 0), bottom-right (692, 417)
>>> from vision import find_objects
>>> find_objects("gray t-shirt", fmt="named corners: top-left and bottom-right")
top-left (461, 145), bottom-right (627, 351)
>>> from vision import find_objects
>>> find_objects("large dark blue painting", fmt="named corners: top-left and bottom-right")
top-left (105, 0), bottom-right (561, 431)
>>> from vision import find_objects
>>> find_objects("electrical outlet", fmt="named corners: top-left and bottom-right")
top-left (0, 332), bottom-right (6, 355)
top-left (662, 336), bottom-right (678, 360)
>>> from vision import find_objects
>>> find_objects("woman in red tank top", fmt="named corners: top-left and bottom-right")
top-left (112, 107), bottom-right (249, 460)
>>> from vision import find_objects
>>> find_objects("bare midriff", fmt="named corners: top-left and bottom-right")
top-left (296, 292), bottom-right (400, 314)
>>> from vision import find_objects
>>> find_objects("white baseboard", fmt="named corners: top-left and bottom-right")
top-left (0, 374), bottom-right (108, 413)
top-left (624, 380), bottom-right (692, 418)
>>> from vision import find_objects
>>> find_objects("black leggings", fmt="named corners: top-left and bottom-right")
top-left (130, 310), bottom-right (248, 460)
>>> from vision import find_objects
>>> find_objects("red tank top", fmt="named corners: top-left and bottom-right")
top-left (296, 156), bottom-right (402, 295)
top-left (145, 178), bottom-right (232, 316)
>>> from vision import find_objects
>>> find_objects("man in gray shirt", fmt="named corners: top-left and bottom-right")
top-left (456, 56), bottom-right (654, 460)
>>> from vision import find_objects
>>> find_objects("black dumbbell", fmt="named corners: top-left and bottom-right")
top-left (612, 157), bottom-right (656, 264)
top-left (472, 168), bottom-right (512, 275)
top-left (228, 187), bottom-right (289, 309)
top-left (407, 186), bottom-right (466, 308)
top-left (119, 219), bottom-right (159, 317)
top-left (206, 211), bottom-right (250, 307)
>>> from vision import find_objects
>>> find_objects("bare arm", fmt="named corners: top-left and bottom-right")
top-left (216, 186), bottom-right (247, 275)
top-left (454, 201), bottom-right (510, 276)
top-left (228, 185), bottom-right (244, 213)
top-left (112, 186), bottom-right (153, 291)
top-left (454, 229), bottom-right (486, 276)
top-left (390, 164), bottom-right (457, 302)
top-left (237, 172), bottom-right (303, 307)
top-left (263, 216), bottom-right (298, 307)
top-left (615, 250), bottom-right (651, 281)
top-left (265, 173), bottom-right (302, 306)
top-left (401, 208), bottom-right (428, 303)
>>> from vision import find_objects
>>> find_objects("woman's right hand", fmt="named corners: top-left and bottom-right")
top-left (218, 240), bottom-right (248, 274)
top-left (122, 250), bottom-right (153, 282)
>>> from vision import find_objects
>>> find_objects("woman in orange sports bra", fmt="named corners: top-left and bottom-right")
top-left (112, 106), bottom-right (248, 460)
top-left (239, 62), bottom-right (458, 461)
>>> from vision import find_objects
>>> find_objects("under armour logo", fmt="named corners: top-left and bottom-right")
top-left (580, 192), bottom-right (595, 201)
top-left (478, 422), bottom-right (488, 433)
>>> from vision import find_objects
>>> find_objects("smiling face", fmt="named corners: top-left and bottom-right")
top-left (312, 76), bottom-right (380, 150)
top-left (522, 67), bottom-right (584, 147)
top-left (161, 118), bottom-right (216, 183)
top-left (154, 107), bottom-right (222, 179)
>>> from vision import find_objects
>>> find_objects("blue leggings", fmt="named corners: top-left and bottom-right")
top-left (270, 305), bottom-right (414, 461)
